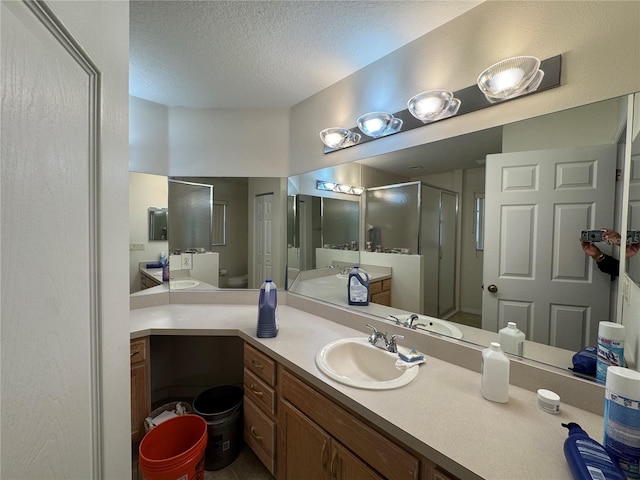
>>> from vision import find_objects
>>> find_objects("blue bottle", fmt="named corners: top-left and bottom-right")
top-left (347, 266), bottom-right (370, 306)
top-left (562, 422), bottom-right (627, 480)
top-left (257, 279), bottom-right (278, 338)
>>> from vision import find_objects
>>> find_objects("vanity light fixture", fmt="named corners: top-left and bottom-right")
top-left (316, 180), bottom-right (364, 196)
top-left (319, 127), bottom-right (361, 149)
top-left (407, 90), bottom-right (461, 123)
top-left (476, 56), bottom-right (544, 103)
top-left (356, 112), bottom-right (403, 138)
top-left (320, 54), bottom-right (561, 154)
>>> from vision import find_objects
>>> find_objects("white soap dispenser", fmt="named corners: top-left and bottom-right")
top-left (481, 342), bottom-right (510, 403)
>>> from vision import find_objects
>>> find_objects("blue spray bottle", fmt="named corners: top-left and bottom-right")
top-left (257, 279), bottom-right (278, 338)
top-left (562, 422), bottom-right (626, 480)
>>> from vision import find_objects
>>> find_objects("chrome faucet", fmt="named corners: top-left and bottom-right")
top-left (366, 324), bottom-right (404, 353)
top-left (366, 324), bottom-right (388, 349)
top-left (405, 314), bottom-right (420, 329)
top-left (387, 334), bottom-right (404, 353)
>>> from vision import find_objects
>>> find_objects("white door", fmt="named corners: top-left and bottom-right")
top-left (483, 145), bottom-right (616, 351)
top-left (1, 1), bottom-right (101, 476)
top-left (254, 193), bottom-right (274, 287)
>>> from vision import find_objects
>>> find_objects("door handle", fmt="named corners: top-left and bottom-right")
top-left (487, 284), bottom-right (498, 293)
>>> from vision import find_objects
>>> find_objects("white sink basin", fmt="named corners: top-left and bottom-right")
top-left (170, 279), bottom-right (200, 290)
top-left (315, 337), bottom-right (419, 390)
top-left (390, 314), bottom-right (463, 339)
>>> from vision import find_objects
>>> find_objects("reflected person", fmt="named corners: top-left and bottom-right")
top-left (580, 228), bottom-right (640, 278)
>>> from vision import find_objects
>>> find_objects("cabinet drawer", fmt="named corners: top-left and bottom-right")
top-left (371, 290), bottom-right (391, 306)
top-left (244, 343), bottom-right (276, 386)
top-left (244, 396), bottom-right (276, 474)
top-left (244, 367), bottom-right (276, 416)
top-left (369, 280), bottom-right (383, 295)
top-left (382, 278), bottom-right (391, 291)
top-left (130, 338), bottom-right (147, 365)
top-left (281, 370), bottom-right (419, 480)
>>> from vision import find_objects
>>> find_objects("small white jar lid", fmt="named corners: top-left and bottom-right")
top-left (537, 389), bottom-right (560, 414)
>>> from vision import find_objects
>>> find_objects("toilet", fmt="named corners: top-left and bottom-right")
top-left (227, 274), bottom-right (248, 289)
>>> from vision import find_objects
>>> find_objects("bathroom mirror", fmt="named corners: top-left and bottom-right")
top-left (627, 94), bottom-right (640, 284)
top-left (129, 175), bottom-right (287, 293)
top-left (148, 207), bottom-right (168, 241)
top-left (288, 95), bottom-right (632, 371)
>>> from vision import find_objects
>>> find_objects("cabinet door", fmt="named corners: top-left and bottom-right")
top-left (331, 440), bottom-right (383, 480)
top-left (280, 400), bottom-right (331, 480)
top-left (130, 362), bottom-right (148, 442)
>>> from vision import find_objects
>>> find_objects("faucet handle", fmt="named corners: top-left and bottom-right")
top-left (365, 324), bottom-right (378, 334)
top-left (387, 334), bottom-right (404, 353)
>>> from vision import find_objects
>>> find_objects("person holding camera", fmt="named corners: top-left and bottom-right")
top-left (580, 228), bottom-right (640, 278)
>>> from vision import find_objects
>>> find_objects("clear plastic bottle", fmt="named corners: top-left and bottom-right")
top-left (257, 279), bottom-right (278, 338)
top-left (481, 342), bottom-right (510, 403)
top-left (498, 322), bottom-right (525, 356)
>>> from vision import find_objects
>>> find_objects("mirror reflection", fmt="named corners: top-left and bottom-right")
top-left (129, 175), bottom-right (249, 292)
top-left (288, 96), bottom-right (631, 371)
top-left (148, 207), bottom-right (168, 241)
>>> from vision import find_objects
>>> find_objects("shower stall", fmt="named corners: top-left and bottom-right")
top-left (365, 181), bottom-right (458, 318)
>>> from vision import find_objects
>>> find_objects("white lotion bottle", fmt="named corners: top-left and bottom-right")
top-left (498, 322), bottom-right (525, 356)
top-left (481, 342), bottom-right (510, 403)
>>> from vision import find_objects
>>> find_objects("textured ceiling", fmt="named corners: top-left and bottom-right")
top-left (129, 1), bottom-right (481, 109)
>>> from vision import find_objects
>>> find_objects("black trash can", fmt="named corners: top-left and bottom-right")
top-left (192, 385), bottom-right (244, 471)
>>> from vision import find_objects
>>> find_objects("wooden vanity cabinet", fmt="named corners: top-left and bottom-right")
top-left (130, 337), bottom-right (150, 443)
top-left (279, 400), bottom-right (382, 480)
top-left (369, 278), bottom-right (391, 306)
top-left (140, 271), bottom-right (162, 290)
top-left (278, 368), bottom-right (418, 480)
top-left (243, 343), bottom-right (278, 475)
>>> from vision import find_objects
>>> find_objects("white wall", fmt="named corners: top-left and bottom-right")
top-left (460, 167), bottom-right (486, 315)
top-left (168, 107), bottom-right (289, 177)
top-left (130, 97), bottom-right (170, 175)
top-left (289, 1), bottom-right (640, 175)
top-left (129, 172), bottom-right (169, 292)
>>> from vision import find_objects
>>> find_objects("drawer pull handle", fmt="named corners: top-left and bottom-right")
top-left (130, 350), bottom-right (140, 357)
top-left (249, 384), bottom-right (263, 396)
top-left (321, 440), bottom-right (328, 469)
top-left (250, 359), bottom-right (263, 369)
top-left (250, 426), bottom-right (263, 442)
top-left (330, 448), bottom-right (338, 478)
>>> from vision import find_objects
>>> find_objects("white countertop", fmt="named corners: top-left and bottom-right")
top-left (130, 303), bottom-right (604, 480)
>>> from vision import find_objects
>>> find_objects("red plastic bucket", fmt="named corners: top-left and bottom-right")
top-left (138, 414), bottom-right (207, 480)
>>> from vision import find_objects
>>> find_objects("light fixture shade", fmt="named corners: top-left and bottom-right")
top-left (319, 128), bottom-right (361, 149)
top-left (477, 56), bottom-right (543, 102)
top-left (356, 112), bottom-right (403, 138)
top-left (407, 90), bottom-right (461, 123)
top-left (316, 180), bottom-right (364, 196)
